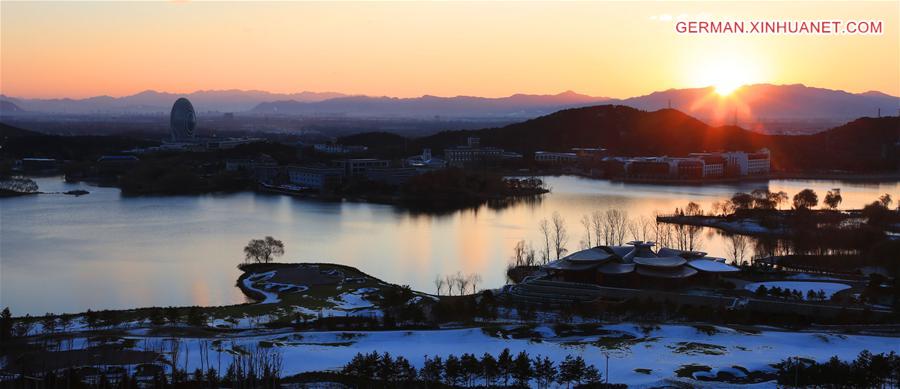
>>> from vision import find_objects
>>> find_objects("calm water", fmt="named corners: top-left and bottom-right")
top-left (2, 175), bottom-right (897, 315)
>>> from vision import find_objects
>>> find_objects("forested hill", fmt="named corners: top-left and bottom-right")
top-left (414, 105), bottom-right (899, 171)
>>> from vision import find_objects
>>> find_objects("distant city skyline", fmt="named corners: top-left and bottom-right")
top-left (1, 1), bottom-right (897, 99)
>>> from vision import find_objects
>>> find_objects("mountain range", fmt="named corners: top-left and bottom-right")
top-left (2, 84), bottom-right (897, 132)
top-left (0, 89), bottom-right (344, 115)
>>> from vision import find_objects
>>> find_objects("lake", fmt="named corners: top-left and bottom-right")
top-left (1, 175), bottom-right (896, 315)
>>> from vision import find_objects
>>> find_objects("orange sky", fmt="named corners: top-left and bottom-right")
top-left (1, 1), bottom-right (897, 99)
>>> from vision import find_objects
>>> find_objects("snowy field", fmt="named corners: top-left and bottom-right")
top-left (744, 281), bottom-right (852, 300)
top-left (115, 323), bottom-right (899, 388)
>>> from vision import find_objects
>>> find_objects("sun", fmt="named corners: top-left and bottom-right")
top-left (713, 80), bottom-right (742, 96)
top-left (689, 55), bottom-right (763, 97)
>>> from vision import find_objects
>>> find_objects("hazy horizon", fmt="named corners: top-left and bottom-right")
top-left (3, 82), bottom-right (898, 102)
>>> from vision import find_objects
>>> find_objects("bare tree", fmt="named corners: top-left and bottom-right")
top-left (511, 240), bottom-right (527, 267)
top-left (551, 211), bottom-right (569, 260)
top-left (604, 209), bottom-right (628, 245)
top-left (434, 275), bottom-right (445, 295)
top-left (469, 273), bottom-right (482, 294)
top-left (727, 234), bottom-right (750, 266)
top-left (445, 274), bottom-right (455, 296)
top-left (653, 214), bottom-right (674, 248)
top-left (455, 271), bottom-right (469, 295)
top-left (580, 214), bottom-right (592, 249)
top-left (591, 210), bottom-right (605, 245)
top-left (538, 219), bottom-right (551, 263)
top-left (525, 242), bottom-right (538, 266)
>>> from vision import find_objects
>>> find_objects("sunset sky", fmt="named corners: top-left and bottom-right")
top-left (1, 1), bottom-right (897, 99)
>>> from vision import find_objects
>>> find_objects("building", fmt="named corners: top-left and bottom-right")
top-left (287, 166), bottom-right (344, 190)
top-left (747, 149), bottom-right (771, 175)
top-left (572, 147), bottom-right (608, 163)
top-left (690, 149), bottom-right (770, 176)
top-left (542, 241), bottom-right (739, 288)
top-left (169, 98), bottom-right (197, 142)
top-left (698, 156), bottom-right (726, 178)
top-left (674, 158), bottom-right (703, 179)
top-left (335, 158), bottom-right (390, 176)
top-left (253, 166), bottom-right (282, 185)
top-left (18, 158), bottom-right (61, 173)
top-left (225, 155), bottom-right (278, 172)
top-left (534, 151), bottom-right (578, 163)
top-left (625, 158), bottom-right (673, 179)
top-left (313, 144), bottom-right (368, 154)
top-left (444, 137), bottom-right (505, 167)
top-left (406, 148), bottom-right (447, 170)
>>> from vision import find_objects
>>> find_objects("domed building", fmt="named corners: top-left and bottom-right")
top-left (543, 241), bottom-right (739, 288)
top-left (169, 98), bottom-right (197, 142)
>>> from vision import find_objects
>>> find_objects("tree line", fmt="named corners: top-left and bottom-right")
top-left (433, 272), bottom-right (483, 296)
top-left (342, 348), bottom-right (618, 388)
top-left (775, 350), bottom-right (899, 388)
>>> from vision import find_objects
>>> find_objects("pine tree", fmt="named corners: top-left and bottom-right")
top-left (557, 355), bottom-right (578, 388)
top-left (0, 308), bottom-right (12, 341)
top-left (533, 355), bottom-right (557, 389)
top-left (512, 351), bottom-right (533, 386)
top-left (498, 348), bottom-right (514, 386)
top-left (444, 355), bottom-right (462, 387)
top-left (376, 352), bottom-right (398, 383)
top-left (460, 353), bottom-right (480, 387)
top-left (394, 356), bottom-right (417, 383)
top-left (480, 352), bottom-right (499, 386)
top-left (583, 363), bottom-right (602, 384)
top-left (420, 355), bottom-right (443, 384)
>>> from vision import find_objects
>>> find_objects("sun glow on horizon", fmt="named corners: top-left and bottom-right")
top-left (690, 55), bottom-right (765, 97)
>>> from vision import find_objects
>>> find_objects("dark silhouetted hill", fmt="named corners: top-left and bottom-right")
top-left (617, 84), bottom-right (899, 129)
top-left (0, 122), bottom-right (156, 160)
top-left (415, 105), bottom-right (899, 172)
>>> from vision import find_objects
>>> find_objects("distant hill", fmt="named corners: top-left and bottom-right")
top-left (1, 89), bottom-right (346, 114)
top-left (0, 121), bottom-right (156, 160)
top-left (416, 105), bottom-right (899, 172)
top-left (251, 91), bottom-right (611, 118)
top-left (0, 121), bottom-right (41, 138)
top-left (0, 100), bottom-right (25, 115)
top-left (615, 84), bottom-right (899, 131)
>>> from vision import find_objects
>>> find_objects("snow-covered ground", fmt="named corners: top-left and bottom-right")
top-left (242, 271), bottom-right (281, 304)
top-left (744, 281), bottom-right (852, 300)
top-left (111, 323), bottom-right (899, 388)
top-left (327, 288), bottom-right (376, 310)
top-left (786, 273), bottom-right (853, 282)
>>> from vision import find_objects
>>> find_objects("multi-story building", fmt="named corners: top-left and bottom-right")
top-left (406, 148), bottom-right (447, 170)
top-left (571, 147), bottom-right (608, 163)
top-left (700, 156), bottom-right (726, 178)
top-left (313, 143), bottom-right (368, 154)
top-left (287, 166), bottom-right (344, 190)
top-left (444, 137), bottom-right (505, 167)
top-left (625, 158), bottom-right (673, 179)
top-left (225, 155), bottom-right (278, 172)
top-left (747, 149), bottom-right (771, 175)
top-left (674, 158), bottom-right (704, 179)
top-left (335, 158), bottom-right (390, 176)
top-left (690, 149), bottom-right (771, 177)
top-left (534, 151), bottom-right (578, 163)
